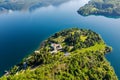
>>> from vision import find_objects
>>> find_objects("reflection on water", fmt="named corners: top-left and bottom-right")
top-left (0, 0), bottom-right (73, 14)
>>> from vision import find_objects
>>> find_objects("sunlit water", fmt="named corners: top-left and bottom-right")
top-left (0, 0), bottom-right (120, 78)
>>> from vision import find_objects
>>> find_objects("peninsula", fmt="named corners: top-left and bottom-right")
top-left (78, 0), bottom-right (120, 18)
top-left (0, 28), bottom-right (118, 80)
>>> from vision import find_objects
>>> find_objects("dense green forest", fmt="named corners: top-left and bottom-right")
top-left (78, 0), bottom-right (120, 18)
top-left (0, 28), bottom-right (118, 80)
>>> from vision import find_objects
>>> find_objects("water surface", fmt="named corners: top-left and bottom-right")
top-left (0, 0), bottom-right (120, 78)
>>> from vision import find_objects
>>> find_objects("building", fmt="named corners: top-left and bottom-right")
top-left (50, 43), bottom-right (62, 53)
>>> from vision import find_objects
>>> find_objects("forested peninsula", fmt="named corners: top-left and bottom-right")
top-left (78, 0), bottom-right (120, 18)
top-left (0, 28), bottom-right (118, 80)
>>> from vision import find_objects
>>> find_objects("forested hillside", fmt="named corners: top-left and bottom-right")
top-left (0, 28), bottom-right (118, 80)
top-left (78, 0), bottom-right (120, 18)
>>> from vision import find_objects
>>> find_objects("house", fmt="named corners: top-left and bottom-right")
top-left (50, 43), bottom-right (62, 53)
top-left (51, 43), bottom-right (62, 50)
top-left (34, 50), bottom-right (40, 54)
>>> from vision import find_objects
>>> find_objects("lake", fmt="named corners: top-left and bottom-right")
top-left (0, 0), bottom-right (120, 78)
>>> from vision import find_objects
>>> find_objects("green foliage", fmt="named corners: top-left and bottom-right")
top-left (9, 66), bottom-right (19, 75)
top-left (0, 28), bottom-right (118, 80)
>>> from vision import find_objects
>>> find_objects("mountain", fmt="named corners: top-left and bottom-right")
top-left (78, 0), bottom-right (120, 18)
top-left (0, 28), bottom-right (118, 80)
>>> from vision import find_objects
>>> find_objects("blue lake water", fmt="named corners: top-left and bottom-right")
top-left (0, 0), bottom-right (120, 78)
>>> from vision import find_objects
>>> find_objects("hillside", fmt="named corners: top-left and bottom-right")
top-left (0, 28), bottom-right (118, 80)
top-left (78, 0), bottom-right (120, 18)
